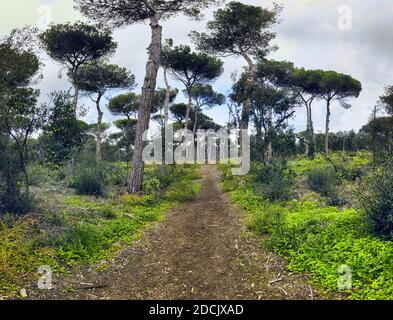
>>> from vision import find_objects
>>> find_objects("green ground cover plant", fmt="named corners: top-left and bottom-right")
top-left (219, 155), bottom-right (393, 300)
top-left (0, 164), bottom-right (201, 297)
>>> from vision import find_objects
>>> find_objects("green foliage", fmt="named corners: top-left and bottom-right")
top-left (251, 161), bottom-right (295, 201)
top-left (306, 168), bottom-right (340, 205)
top-left (380, 85), bottom-right (393, 116)
top-left (58, 224), bottom-right (104, 261)
top-left (41, 91), bottom-right (89, 165)
top-left (166, 45), bottom-right (224, 88)
top-left (191, 1), bottom-right (280, 59)
top-left (78, 61), bottom-right (135, 95)
top-left (74, 167), bottom-right (104, 196)
top-left (220, 154), bottom-right (393, 300)
top-left (227, 185), bottom-right (393, 300)
top-left (39, 22), bottom-right (116, 69)
top-left (0, 164), bottom-right (202, 296)
top-left (0, 217), bottom-right (57, 295)
top-left (165, 181), bottom-right (199, 202)
top-left (104, 162), bottom-right (128, 186)
top-left (361, 160), bottom-right (393, 241)
top-left (142, 177), bottom-right (162, 195)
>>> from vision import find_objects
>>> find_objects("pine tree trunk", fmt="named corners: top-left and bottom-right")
top-left (240, 53), bottom-right (255, 134)
top-left (267, 106), bottom-right (273, 162)
top-left (184, 89), bottom-right (192, 131)
top-left (72, 73), bottom-right (80, 115)
top-left (193, 108), bottom-right (199, 136)
top-left (305, 104), bottom-right (310, 156)
top-left (162, 66), bottom-right (170, 176)
top-left (128, 13), bottom-right (162, 194)
top-left (325, 99), bottom-right (331, 154)
top-left (96, 99), bottom-right (103, 166)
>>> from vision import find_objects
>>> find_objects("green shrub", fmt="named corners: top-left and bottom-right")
top-left (58, 224), bottom-right (104, 261)
top-left (142, 177), bottom-right (161, 195)
top-left (165, 181), bottom-right (198, 202)
top-left (0, 181), bottom-right (36, 215)
top-left (249, 205), bottom-right (285, 236)
top-left (74, 168), bottom-right (104, 196)
top-left (361, 160), bottom-right (393, 241)
top-left (120, 194), bottom-right (155, 207)
top-left (104, 163), bottom-right (128, 186)
top-left (251, 161), bottom-right (294, 201)
top-left (306, 168), bottom-right (340, 205)
top-left (97, 208), bottom-right (117, 220)
top-left (28, 164), bottom-right (55, 186)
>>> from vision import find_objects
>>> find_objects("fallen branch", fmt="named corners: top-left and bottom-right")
top-left (269, 277), bottom-right (283, 285)
top-left (75, 283), bottom-right (108, 290)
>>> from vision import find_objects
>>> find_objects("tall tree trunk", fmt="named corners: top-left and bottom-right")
top-left (184, 88), bottom-right (192, 131)
top-left (308, 103), bottom-right (316, 159)
top-left (162, 65), bottom-right (171, 176)
top-left (325, 99), bottom-right (331, 154)
top-left (128, 13), bottom-right (162, 194)
top-left (96, 98), bottom-right (103, 166)
top-left (267, 106), bottom-right (273, 162)
top-left (240, 53), bottom-right (255, 134)
top-left (71, 71), bottom-right (80, 114)
top-left (193, 108), bottom-right (199, 136)
top-left (304, 104), bottom-right (310, 156)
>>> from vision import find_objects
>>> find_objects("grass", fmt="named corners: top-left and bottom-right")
top-left (219, 155), bottom-right (393, 300)
top-left (0, 164), bottom-right (202, 298)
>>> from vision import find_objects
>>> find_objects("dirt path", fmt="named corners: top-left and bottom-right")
top-left (33, 166), bottom-right (324, 300)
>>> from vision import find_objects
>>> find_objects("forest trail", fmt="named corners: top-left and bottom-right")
top-left (34, 166), bottom-right (322, 300)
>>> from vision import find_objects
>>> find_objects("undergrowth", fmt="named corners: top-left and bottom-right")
top-left (219, 155), bottom-right (393, 300)
top-left (0, 164), bottom-right (202, 298)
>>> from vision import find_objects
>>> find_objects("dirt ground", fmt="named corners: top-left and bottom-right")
top-left (32, 166), bottom-right (327, 300)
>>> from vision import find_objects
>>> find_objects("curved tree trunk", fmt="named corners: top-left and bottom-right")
top-left (128, 13), bottom-right (162, 194)
top-left (325, 99), bottom-right (331, 153)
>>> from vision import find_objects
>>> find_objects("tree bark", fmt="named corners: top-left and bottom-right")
top-left (162, 65), bottom-right (171, 176)
top-left (193, 108), bottom-right (199, 136)
top-left (267, 106), bottom-right (273, 162)
top-left (96, 97), bottom-right (103, 166)
top-left (128, 13), bottom-right (162, 194)
top-left (71, 70), bottom-right (80, 115)
top-left (301, 95), bottom-right (316, 159)
top-left (240, 53), bottom-right (255, 133)
top-left (184, 88), bottom-right (192, 132)
top-left (325, 99), bottom-right (331, 154)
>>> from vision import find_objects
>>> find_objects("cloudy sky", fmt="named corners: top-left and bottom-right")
top-left (1, 0), bottom-right (393, 134)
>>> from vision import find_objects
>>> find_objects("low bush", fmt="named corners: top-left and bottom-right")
top-left (228, 186), bottom-right (393, 300)
top-left (251, 161), bottom-right (295, 201)
top-left (306, 168), bottom-right (340, 205)
top-left (28, 164), bottom-right (55, 186)
top-left (361, 159), bottom-right (393, 241)
top-left (74, 168), bottom-right (104, 196)
top-left (142, 177), bottom-right (161, 195)
top-left (104, 163), bottom-right (128, 186)
top-left (120, 194), bottom-right (155, 207)
top-left (58, 224), bottom-right (104, 262)
top-left (165, 181), bottom-right (199, 202)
